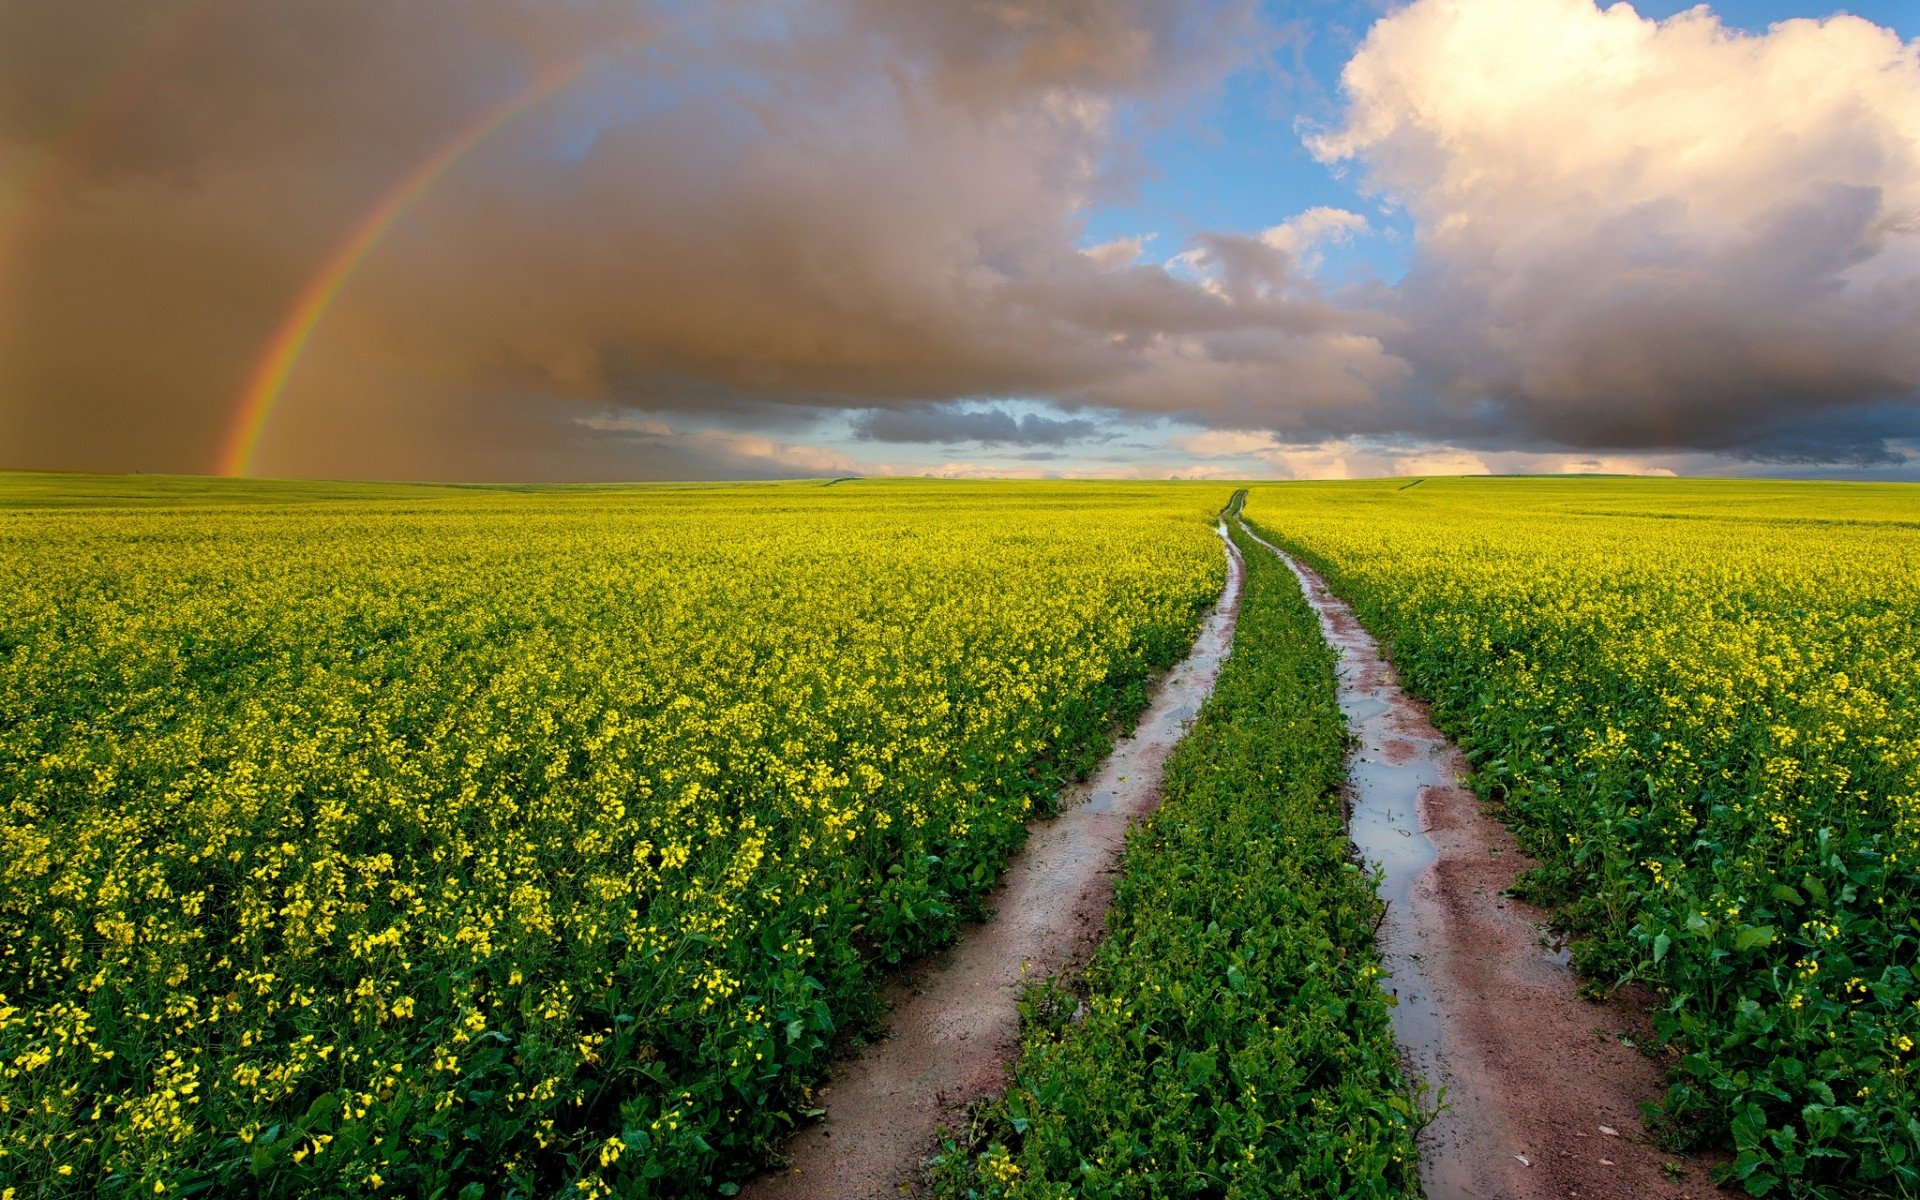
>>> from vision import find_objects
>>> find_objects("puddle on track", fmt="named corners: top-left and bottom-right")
top-left (1238, 518), bottom-right (1718, 1200)
top-left (744, 525), bottom-right (1245, 1200)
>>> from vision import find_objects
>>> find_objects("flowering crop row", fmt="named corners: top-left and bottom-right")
top-left (0, 477), bottom-right (1228, 1197)
top-left (930, 506), bottom-right (1421, 1199)
top-left (1246, 477), bottom-right (1920, 1198)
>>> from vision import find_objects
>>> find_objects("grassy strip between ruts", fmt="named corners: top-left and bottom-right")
top-left (927, 510), bottom-right (1422, 1200)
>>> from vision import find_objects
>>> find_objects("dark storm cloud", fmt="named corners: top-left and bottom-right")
top-left (850, 404), bottom-right (1100, 446)
top-left (0, 0), bottom-right (640, 475)
top-left (849, 0), bottom-right (1268, 101)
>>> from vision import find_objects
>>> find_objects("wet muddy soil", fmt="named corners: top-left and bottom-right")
top-left (1240, 519), bottom-right (1723, 1200)
top-left (743, 526), bottom-right (1245, 1200)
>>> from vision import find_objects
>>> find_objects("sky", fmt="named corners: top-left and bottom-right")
top-left (2, 0), bottom-right (1917, 482)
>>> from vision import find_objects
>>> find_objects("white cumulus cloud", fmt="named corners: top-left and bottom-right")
top-left (1314, 0), bottom-right (1920, 462)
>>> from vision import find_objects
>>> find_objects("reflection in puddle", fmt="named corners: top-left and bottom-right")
top-left (1344, 696), bottom-right (1390, 724)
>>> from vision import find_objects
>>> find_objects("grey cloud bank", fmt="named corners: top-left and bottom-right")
top-left (851, 405), bottom-right (1102, 446)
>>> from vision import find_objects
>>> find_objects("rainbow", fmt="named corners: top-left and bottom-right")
top-left (216, 56), bottom-right (600, 477)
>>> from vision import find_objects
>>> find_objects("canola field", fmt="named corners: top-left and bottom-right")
top-left (9, 471), bottom-right (1918, 1200)
top-left (0, 476), bottom-right (1229, 1197)
top-left (1246, 478), bottom-right (1920, 1198)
